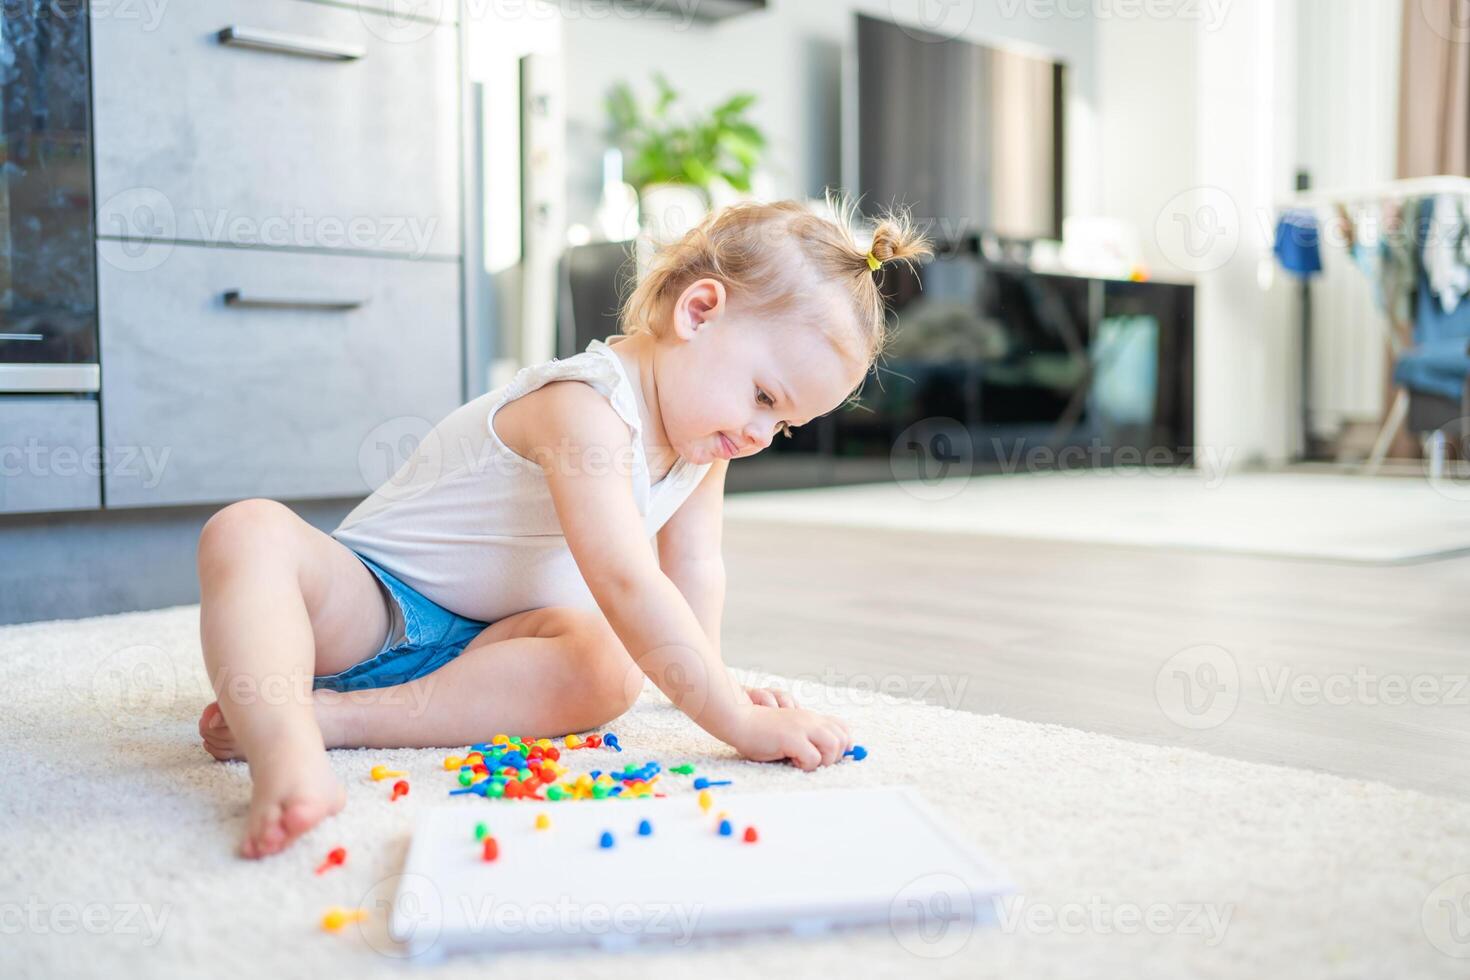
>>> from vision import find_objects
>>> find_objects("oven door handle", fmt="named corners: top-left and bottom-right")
top-left (222, 290), bottom-right (368, 312)
top-left (216, 26), bottom-right (366, 61)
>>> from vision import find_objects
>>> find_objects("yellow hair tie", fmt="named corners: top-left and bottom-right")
top-left (865, 250), bottom-right (882, 272)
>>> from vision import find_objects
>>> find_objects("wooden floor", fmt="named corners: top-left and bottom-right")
top-left (719, 518), bottom-right (1470, 801)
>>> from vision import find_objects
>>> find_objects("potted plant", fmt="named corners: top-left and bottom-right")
top-left (605, 73), bottom-right (767, 244)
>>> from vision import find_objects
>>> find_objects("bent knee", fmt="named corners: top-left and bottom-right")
top-left (197, 498), bottom-right (299, 570)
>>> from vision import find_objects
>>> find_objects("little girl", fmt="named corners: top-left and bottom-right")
top-left (194, 194), bottom-right (932, 858)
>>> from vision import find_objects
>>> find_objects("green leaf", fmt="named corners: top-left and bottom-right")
top-left (681, 157), bottom-right (715, 186)
top-left (653, 73), bottom-right (679, 118)
top-left (719, 170), bottom-right (753, 193)
top-left (712, 92), bottom-right (757, 120)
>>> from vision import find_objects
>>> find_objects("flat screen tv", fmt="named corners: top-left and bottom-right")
top-left (854, 13), bottom-right (1065, 242)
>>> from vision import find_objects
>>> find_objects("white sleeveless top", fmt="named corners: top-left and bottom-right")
top-left (330, 337), bottom-right (713, 626)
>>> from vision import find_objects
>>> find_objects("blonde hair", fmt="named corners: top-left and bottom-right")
top-left (618, 190), bottom-right (933, 377)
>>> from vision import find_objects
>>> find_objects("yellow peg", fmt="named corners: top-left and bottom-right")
top-left (320, 907), bottom-right (368, 932)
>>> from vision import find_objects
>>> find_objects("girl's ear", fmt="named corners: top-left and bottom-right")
top-left (672, 278), bottom-right (727, 341)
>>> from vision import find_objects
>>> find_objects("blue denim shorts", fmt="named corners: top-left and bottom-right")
top-left (312, 551), bottom-right (493, 692)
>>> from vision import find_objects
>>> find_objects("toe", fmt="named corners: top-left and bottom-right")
top-left (199, 701), bottom-right (224, 735)
top-left (244, 801), bottom-right (285, 858)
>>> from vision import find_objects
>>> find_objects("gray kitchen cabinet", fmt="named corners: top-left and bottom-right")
top-left (91, 0), bottom-right (461, 259)
top-left (0, 399), bottom-right (102, 514)
top-left (97, 242), bottom-right (463, 508)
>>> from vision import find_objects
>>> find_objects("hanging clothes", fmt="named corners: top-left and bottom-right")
top-left (1273, 208), bottom-right (1323, 277)
top-left (1344, 197), bottom-right (1420, 333)
top-left (1422, 193), bottom-right (1470, 314)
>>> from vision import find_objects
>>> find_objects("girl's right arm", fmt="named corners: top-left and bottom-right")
top-left (528, 381), bottom-right (851, 769)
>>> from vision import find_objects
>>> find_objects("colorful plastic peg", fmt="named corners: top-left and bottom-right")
top-left (320, 907), bottom-right (368, 932)
top-left (314, 846), bottom-right (347, 875)
top-left (369, 765), bottom-right (406, 781)
top-left (692, 778), bottom-right (732, 790)
top-left (391, 779), bottom-right (409, 801)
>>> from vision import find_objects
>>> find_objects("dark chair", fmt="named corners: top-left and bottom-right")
top-left (556, 241), bottom-right (637, 357)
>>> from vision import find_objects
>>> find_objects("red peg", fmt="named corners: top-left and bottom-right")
top-left (315, 846), bottom-right (347, 874)
top-left (391, 779), bottom-right (409, 801)
top-left (482, 837), bottom-right (499, 862)
top-left (743, 826), bottom-right (759, 844)
top-left (585, 734), bottom-right (602, 748)
top-left (546, 747), bottom-right (561, 762)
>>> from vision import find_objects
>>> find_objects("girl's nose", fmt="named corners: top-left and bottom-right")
top-left (744, 422), bottom-right (774, 450)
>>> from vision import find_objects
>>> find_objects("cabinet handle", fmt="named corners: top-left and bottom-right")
top-left (223, 290), bottom-right (367, 312)
top-left (0, 333), bottom-right (45, 341)
top-left (216, 26), bottom-right (365, 61)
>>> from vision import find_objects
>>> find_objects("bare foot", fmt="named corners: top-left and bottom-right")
top-left (201, 704), bottom-right (346, 858)
top-left (238, 724), bottom-right (346, 859)
top-left (199, 698), bottom-right (354, 760)
top-left (199, 701), bottom-right (242, 760)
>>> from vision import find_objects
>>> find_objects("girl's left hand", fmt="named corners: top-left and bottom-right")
top-left (744, 686), bottom-right (798, 709)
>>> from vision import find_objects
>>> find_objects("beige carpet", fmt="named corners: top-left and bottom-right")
top-left (723, 470), bottom-right (1470, 564)
top-left (5, 604), bottom-right (1470, 978)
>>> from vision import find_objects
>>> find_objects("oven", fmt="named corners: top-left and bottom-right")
top-left (0, 1), bottom-right (99, 393)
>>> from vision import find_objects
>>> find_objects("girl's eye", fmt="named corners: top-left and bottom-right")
top-left (758, 387), bottom-right (793, 437)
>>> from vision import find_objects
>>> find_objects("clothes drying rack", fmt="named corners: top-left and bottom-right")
top-left (1276, 174), bottom-right (1470, 470)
